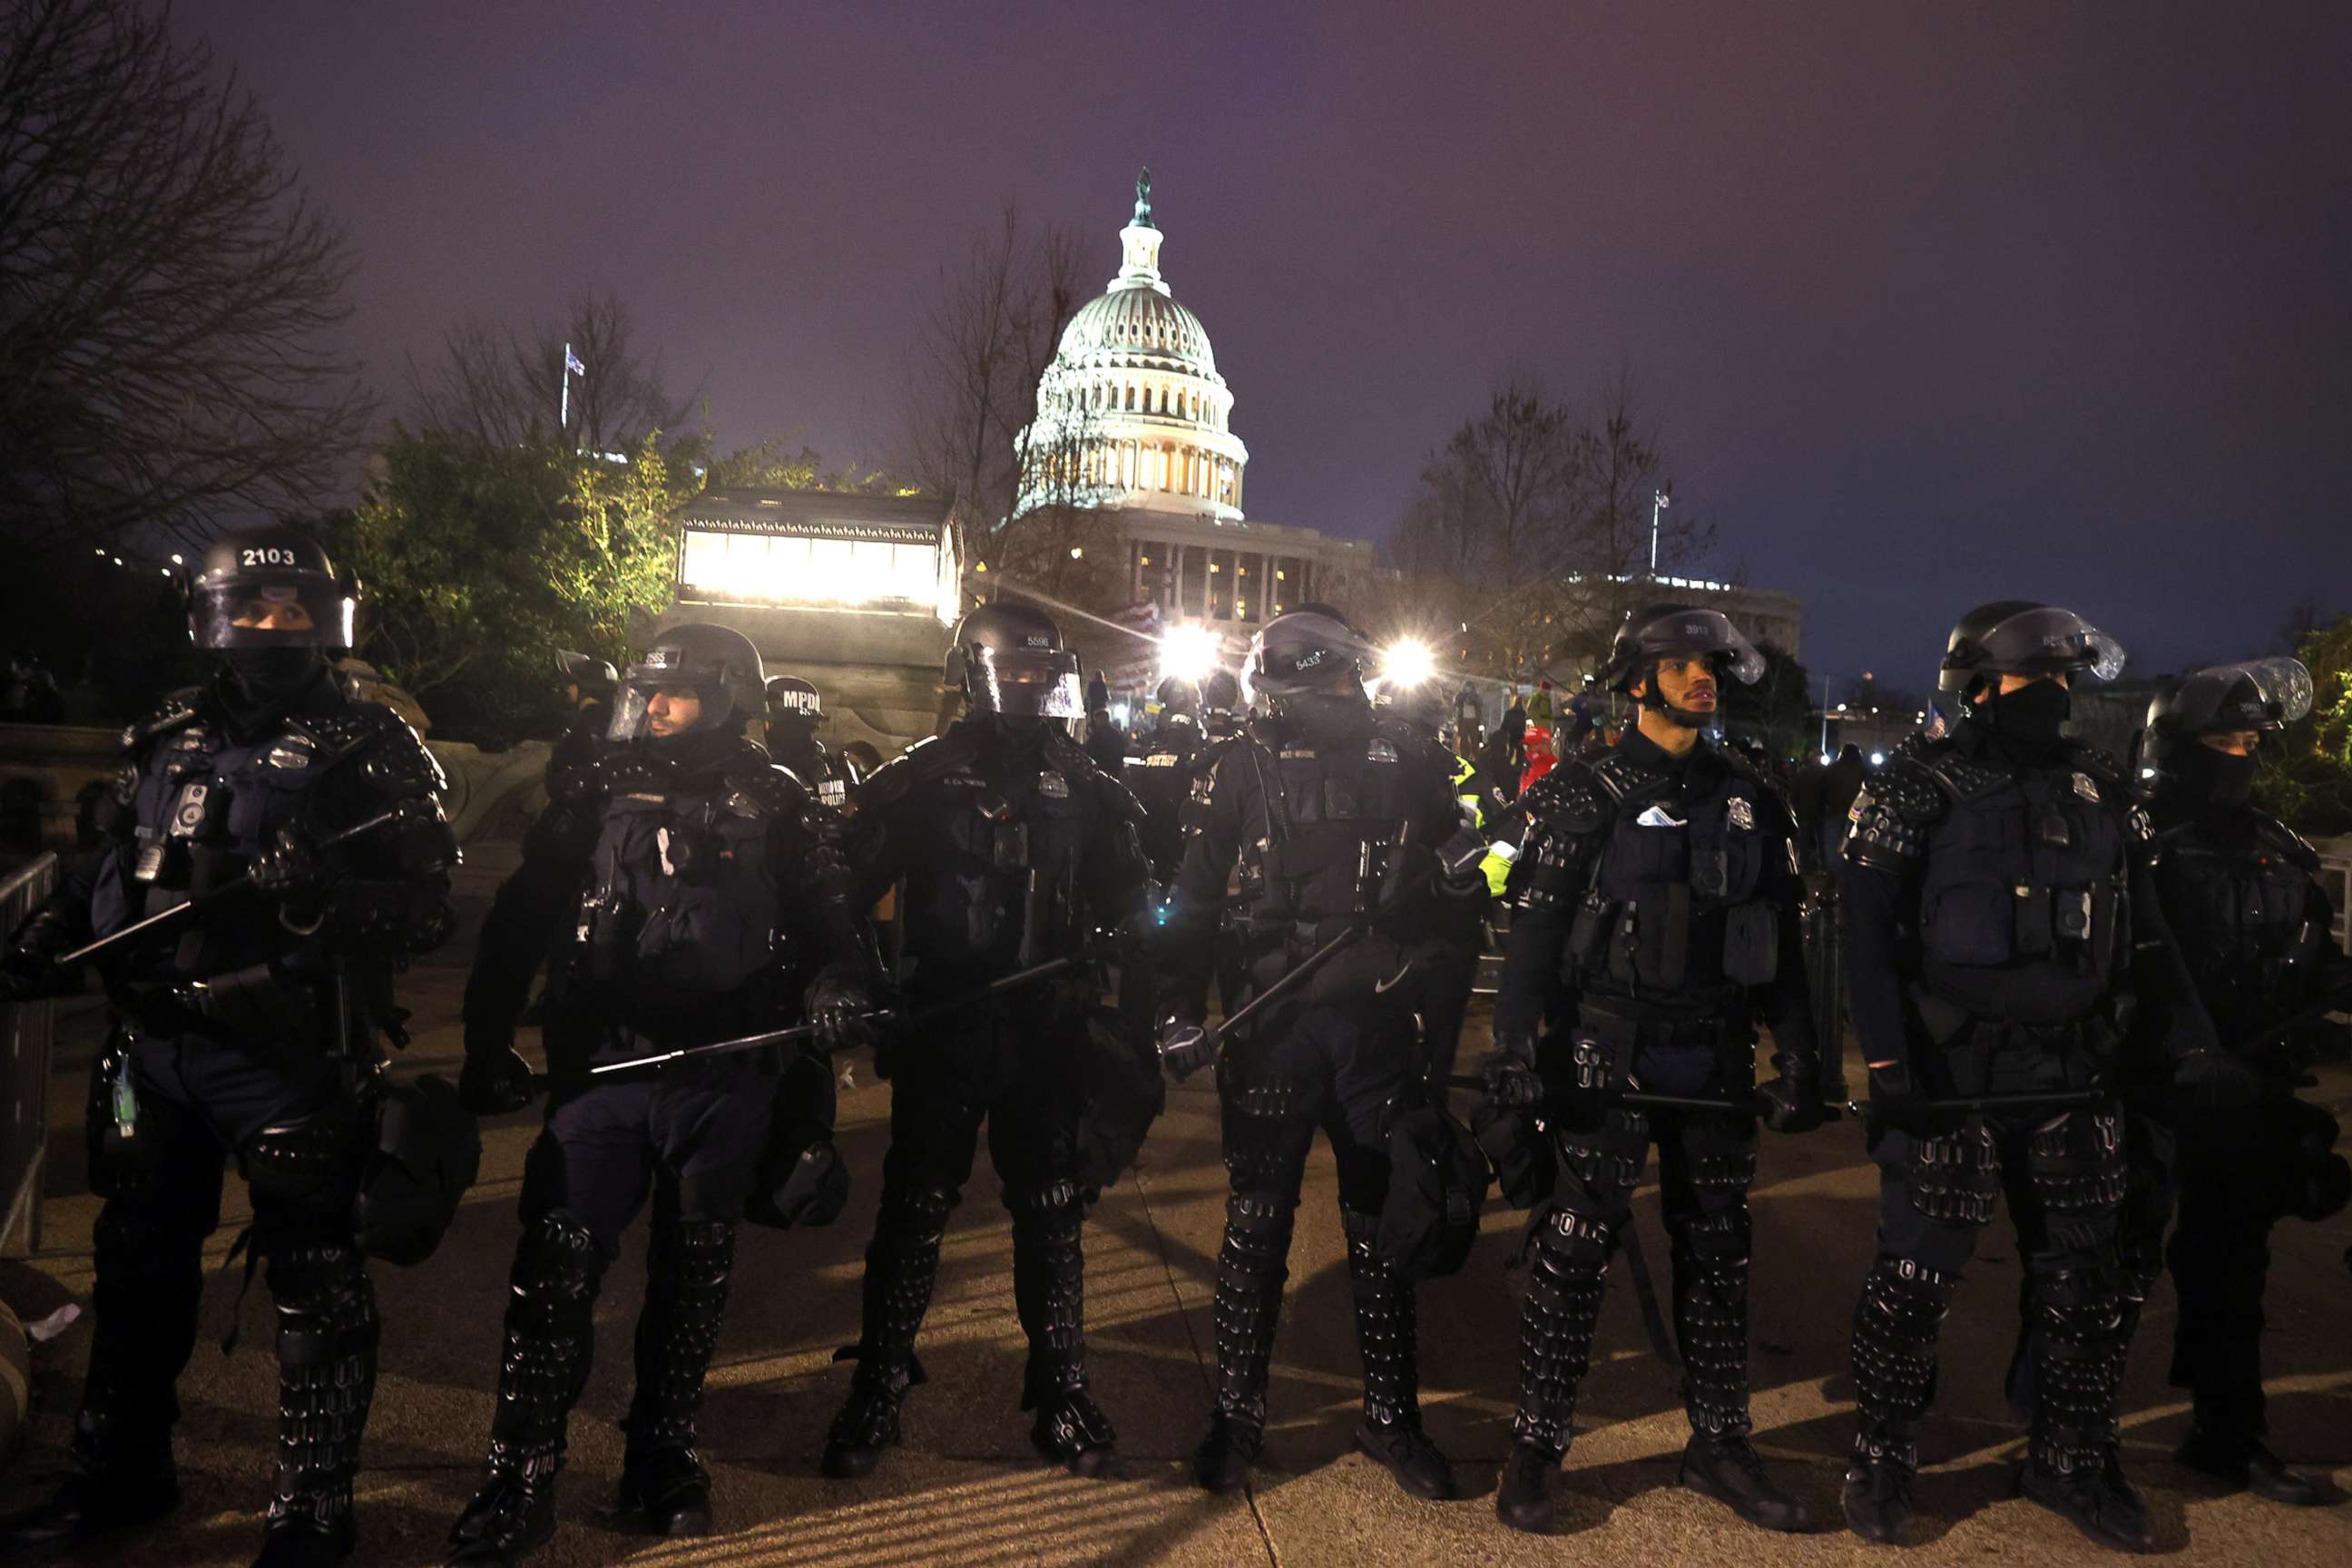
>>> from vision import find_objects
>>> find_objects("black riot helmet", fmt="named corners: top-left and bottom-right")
top-left (2137, 657), bottom-right (2312, 796)
top-left (1599, 603), bottom-right (1766, 697)
top-left (555, 650), bottom-right (616, 706)
top-left (1155, 674), bottom-right (1200, 719)
top-left (1199, 667), bottom-right (1242, 735)
top-left (609, 623), bottom-right (765, 741)
top-left (187, 525), bottom-right (358, 652)
top-left (946, 602), bottom-right (1084, 718)
top-left (1937, 600), bottom-right (2126, 694)
top-left (1242, 605), bottom-right (1374, 705)
top-left (766, 674), bottom-right (823, 727)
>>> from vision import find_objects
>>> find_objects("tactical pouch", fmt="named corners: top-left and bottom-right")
top-left (1564, 887), bottom-right (1615, 975)
top-left (1720, 901), bottom-right (1779, 985)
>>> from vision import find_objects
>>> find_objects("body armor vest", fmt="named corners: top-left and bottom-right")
top-left (1561, 750), bottom-right (1779, 1009)
top-left (1913, 751), bottom-right (2128, 1021)
top-left (93, 700), bottom-right (359, 979)
top-left (898, 744), bottom-right (1094, 985)
top-left (566, 754), bottom-right (788, 1037)
top-left (1240, 725), bottom-right (1425, 946)
top-left (2154, 812), bottom-right (2328, 1050)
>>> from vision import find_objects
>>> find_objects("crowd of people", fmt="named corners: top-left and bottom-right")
top-left (0, 524), bottom-right (2344, 1566)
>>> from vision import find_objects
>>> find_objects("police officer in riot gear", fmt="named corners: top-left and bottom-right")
top-left (1199, 666), bottom-right (1244, 740)
top-left (820, 602), bottom-right (1152, 1480)
top-left (1482, 603), bottom-right (1825, 1536)
top-left (1160, 606), bottom-right (1484, 1500)
top-left (553, 651), bottom-right (614, 741)
top-left (446, 623), bottom-right (878, 1564)
top-left (764, 674), bottom-right (860, 808)
top-left (1838, 601), bottom-right (2244, 1550)
top-left (1128, 674), bottom-right (1206, 886)
top-left (0, 526), bottom-right (457, 1567)
top-left (2134, 658), bottom-right (2347, 1504)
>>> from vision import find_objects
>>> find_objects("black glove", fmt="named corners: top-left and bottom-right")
top-left (1758, 1051), bottom-right (1828, 1134)
top-left (250, 826), bottom-right (328, 904)
top-left (2174, 1047), bottom-right (2258, 1110)
top-left (1480, 1030), bottom-right (1546, 1110)
top-left (0, 944), bottom-right (71, 1004)
top-left (806, 965), bottom-right (886, 1055)
top-left (459, 1042), bottom-right (538, 1116)
top-left (1157, 1017), bottom-right (1217, 1083)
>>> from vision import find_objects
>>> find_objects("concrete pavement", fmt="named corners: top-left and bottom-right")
top-left (2, 845), bottom-right (2347, 1566)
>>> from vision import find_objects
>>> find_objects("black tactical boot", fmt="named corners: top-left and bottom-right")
top-left (1495, 1442), bottom-right (1562, 1534)
top-left (1843, 1255), bottom-right (1954, 1544)
top-left (821, 1183), bottom-right (953, 1479)
top-left (0, 1406), bottom-right (180, 1558)
top-left (1342, 1210), bottom-right (1452, 1500)
top-left (1681, 1434), bottom-right (1810, 1533)
top-left (254, 1244), bottom-right (377, 1568)
top-left (1192, 1411), bottom-right (1263, 1494)
top-left (615, 1219), bottom-right (733, 1536)
top-left (2022, 1265), bottom-right (2150, 1553)
top-left (446, 1216), bottom-right (604, 1566)
top-left (1011, 1180), bottom-right (1117, 1475)
top-left (2176, 1426), bottom-right (2325, 1506)
top-left (1499, 1219), bottom-right (1607, 1532)
top-left (1842, 1446), bottom-right (1916, 1545)
top-left (1192, 1191), bottom-right (1294, 1494)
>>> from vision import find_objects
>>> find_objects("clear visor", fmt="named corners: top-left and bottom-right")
top-left (608, 675), bottom-right (724, 741)
top-left (1972, 607), bottom-right (2128, 683)
top-left (191, 577), bottom-right (355, 650)
top-left (2168, 656), bottom-right (2313, 734)
top-left (1241, 618), bottom-right (1372, 706)
top-left (968, 648), bottom-right (1085, 718)
top-left (1638, 610), bottom-right (1766, 685)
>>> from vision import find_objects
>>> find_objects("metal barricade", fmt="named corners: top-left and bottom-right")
top-left (0, 854), bottom-right (57, 1257)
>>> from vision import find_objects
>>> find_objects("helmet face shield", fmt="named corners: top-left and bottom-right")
top-left (191, 574), bottom-right (356, 651)
top-left (607, 624), bottom-right (765, 741)
top-left (1945, 605), bottom-right (2126, 691)
top-left (2158, 656), bottom-right (2312, 736)
top-left (1633, 609), bottom-right (1766, 686)
top-left (1242, 611), bottom-right (1372, 705)
top-left (967, 646), bottom-right (1085, 718)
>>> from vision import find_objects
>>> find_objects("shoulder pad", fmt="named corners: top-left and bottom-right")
top-left (1085, 765), bottom-right (1151, 828)
top-left (848, 732), bottom-right (970, 816)
top-left (1524, 760), bottom-right (1612, 835)
top-left (721, 760), bottom-right (810, 819)
top-left (2255, 814), bottom-right (2322, 872)
top-left (119, 688), bottom-right (203, 753)
top-left (304, 705), bottom-right (446, 796)
top-left (1588, 750), bottom-right (1666, 804)
top-left (1911, 738), bottom-right (2009, 802)
top-left (1855, 756), bottom-right (1947, 826)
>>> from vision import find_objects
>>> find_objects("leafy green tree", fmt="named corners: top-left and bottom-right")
top-left (1719, 641), bottom-right (1813, 761)
top-left (2264, 614), bottom-right (2352, 837)
top-left (334, 429), bottom-right (688, 743)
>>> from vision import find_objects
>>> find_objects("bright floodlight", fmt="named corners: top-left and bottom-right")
top-left (1160, 623), bottom-right (1220, 684)
top-left (1381, 637), bottom-right (1436, 690)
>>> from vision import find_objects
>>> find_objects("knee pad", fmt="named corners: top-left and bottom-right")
top-left (1555, 1109), bottom-right (1649, 1195)
top-left (2028, 1110), bottom-right (2127, 1242)
top-left (516, 1210), bottom-right (607, 1289)
top-left (1682, 1130), bottom-right (1759, 1196)
top-left (1672, 1205), bottom-right (1752, 1269)
top-left (242, 1107), bottom-right (363, 1214)
top-left (2031, 1263), bottom-right (2125, 1349)
top-left (1534, 1202), bottom-right (1616, 1267)
top-left (1906, 1123), bottom-right (2001, 1225)
top-left (1223, 1076), bottom-right (1318, 1195)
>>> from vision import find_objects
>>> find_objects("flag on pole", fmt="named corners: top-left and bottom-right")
top-left (564, 346), bottom-right (585, 377)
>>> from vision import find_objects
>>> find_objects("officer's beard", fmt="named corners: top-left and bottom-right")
top-left (219, 646), bottom-right (329, 727)
top-left (1647, 692), bottom-right (1714, 731)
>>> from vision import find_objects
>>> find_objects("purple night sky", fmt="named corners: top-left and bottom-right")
top-left (177, 0), bottom-right (2352, 686)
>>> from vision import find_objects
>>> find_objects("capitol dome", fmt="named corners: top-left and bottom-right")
top-left (1014, 171), bottom-right (1250, 524)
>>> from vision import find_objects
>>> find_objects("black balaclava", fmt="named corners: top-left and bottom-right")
top-left (1278, 689), bottom-right (1371, 750)
top-left (1978, 676), bottom-right (2072, 760)
top-left (2178, 741), bottom-right (2259, 809)
top-left (220, 646), bottom-right (331, 729)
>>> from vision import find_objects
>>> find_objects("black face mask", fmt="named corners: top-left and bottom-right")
top-left (1982, 678), bottom-right (2072, 751)
top-left (222, 646), bottom-right (327, 713)
top-left (1278, 691), bottom-right (1371, 749)
top-left (2181, 742), bottom-right (2259, 807)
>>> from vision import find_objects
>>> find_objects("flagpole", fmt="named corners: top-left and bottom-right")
top-left (560, 340), bottom-right (573, 434)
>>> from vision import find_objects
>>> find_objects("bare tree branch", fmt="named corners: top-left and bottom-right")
top-left (0, 0), bottom-right (370, 548)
